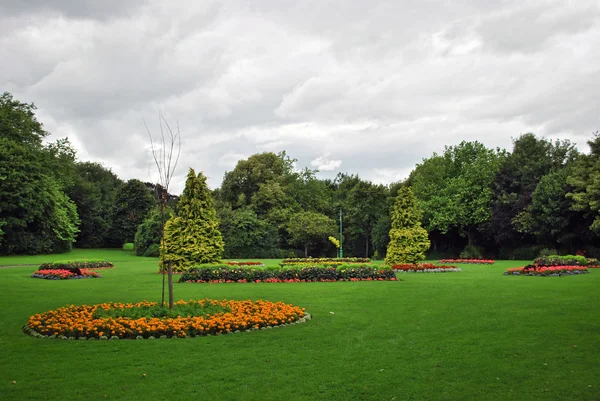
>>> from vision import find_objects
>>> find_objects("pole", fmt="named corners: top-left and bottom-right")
top-left (339, 208), bottom-right (343, 258)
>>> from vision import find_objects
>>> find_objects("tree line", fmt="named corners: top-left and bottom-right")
top-left (1, 92), bottom-right (599, 259)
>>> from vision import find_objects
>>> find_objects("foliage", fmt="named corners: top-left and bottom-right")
top-left (179, 264), bottom-right (396, 283)
top-left (459, 244), bottom-right (484, 259)
top-left (161, 169), bottom-right (224, 272)
top-left (504, 265), bottom-right (589, 276)
top-left (391, 263), bottom-right (462, 273)
top-left (39, 260), bottom-right (114, 271)
top-left (217, 207), bottom-right (281, 258)
top-left (411, 141), bottom-right (504, 245)
top-left (491, 133), bottom-right (577, 246)
top-left (567, 133), bottom-right (600, 233)
top-left (25, 299), bottom-right (306, 339)
top-left (533, 255), bottom-right (588, 266)
top-left (328, 236), bottom-right (340, 249)
top-left (122, 243), bottom-right (134, 251)
top-left (110, 179), bottom-right (155, 247)
top-left (134, 207), bottom-right (173, 256)
top-left (68, 162), bottom-right (123, 248)
top-left (385, 186), bottom-right (430, 265)
top-left (287, 211), bottom-right (337, 257)
top-left (438, 259), bottom-right (494, 265)
top-left (0, 93), bottom-right (80, 255)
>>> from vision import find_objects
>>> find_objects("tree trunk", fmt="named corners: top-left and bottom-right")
top-left (365, 234), bottom-right (369, 258)
top-left (304, 245), bottom-right (308, 258)
top-left (168, 260), bottom-right (174, 310)
top-left (467, 230), bottom-right (474, 246)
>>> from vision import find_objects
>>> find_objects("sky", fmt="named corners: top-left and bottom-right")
top-left (1, 0), bottom-right (599, 193)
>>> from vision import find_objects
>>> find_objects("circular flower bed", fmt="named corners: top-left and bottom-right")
top-left (32, 269), bottom-right (102, 280)
top-left (504, 265), bottom-right (589, 276)
top-left (24, 299), bottom-right (308, 340)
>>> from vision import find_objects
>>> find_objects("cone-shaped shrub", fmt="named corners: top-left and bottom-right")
top-left (161, 169), bottom-right (224, 272)
top-left (385, 186), bottom-right (430, 265)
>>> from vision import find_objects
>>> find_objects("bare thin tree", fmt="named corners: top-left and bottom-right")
top-left (145, 112), bottom-right (181, 309)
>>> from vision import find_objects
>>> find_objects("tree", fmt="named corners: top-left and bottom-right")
top-left (385, 186), bottom-right (430, 265)
top-left (134, 206), bottom-right (174, 257)
top-left (110, 179), bottom-right (154, 246)
top-left (145, 113), bottom-right (181, 309)
top-left (567, 133), bottom-right (600, 233)
top-left (411, 141), bottom-right (504, 247)
top-left (69, 162), bottom-right (123, 248)
top-left (162, 169), bottom-right (224, 272)
top-left (490, 133), bottom-right (577, 246)
top-left (345, 180), bottom-right (388, 257)
top-left (218, 207), bottom-right (280, 258)
top-left (287, 211), bottom-right (337, 257)
top-left (0, 92), bottom-right (80, 255)
top-left (514, 168), bottom-right (590, 251)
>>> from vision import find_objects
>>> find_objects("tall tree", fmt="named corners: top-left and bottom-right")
top-left (385, 186), bottom-right (430, 265)
top-left (69, 162), bottom-right (123, 248)
top-left (411, 141), bottom-right (504, 247)
top-left (567, 133), bottom-right (600, 233)
top-left (162, 169), bottom-right (224, 272)
top-left (345, 180), bottom-right (388, 257)
top-left (0, 92), bottom-right (80, 255)
top-left (490, 133), bottom-right (577, 247)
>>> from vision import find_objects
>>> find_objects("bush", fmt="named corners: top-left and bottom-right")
top-left (538, 248), bottom-right (558, 257)
top-left (459, 245), bottom-right (484, 259)
top-left (178, 264), bottom-right (396, 283)
top-left (143, 244), bottom-right (160, 257)
top-left (534, 255), bottom-right (588, 266)
top-left (511, 246), bottom-right (545, 260)
top-left (122, 243), bottom-right (134, 251)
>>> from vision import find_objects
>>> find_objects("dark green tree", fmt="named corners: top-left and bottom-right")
top-left (218, 207), bottom-right (280, 258)
top-left (345, 180), bottom-right (388, 257)
top-left (490, 133), bottom-right (577, 247)
top-left (162, 169), bottom-right (224, 272)
top-left (110, 179), bottom-right (154, 246)
top-left (134, 206), bottom-right (174, 256)
top-left (69, 162), bottom-right (123, 248)
top-left (385, 186), bottom-right (430, 265)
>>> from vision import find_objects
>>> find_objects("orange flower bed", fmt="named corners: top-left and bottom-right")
top-left (24, 299), bottom-right (308, 340)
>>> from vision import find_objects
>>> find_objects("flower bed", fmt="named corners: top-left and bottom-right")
top-left (39, 260), bottom-right (114, 271)
top-left (23, 299), bottom-right (308, 339)
top-left (32, 269), bottom-right (102, 280)
top-left (533, 255), bottom-right (587, 267)
top-left (280, 257), bottom-right (370, 267)
top-left (438, 259), bottom-right (494, 265)
top-left (179, 265), bottom-right (396, 283)
top-left (225, 261), bottom-right (265, 266)
top-left (504, 265), bottom-right (589, 276)
top-left (392, 263), bottom-right (462, 273)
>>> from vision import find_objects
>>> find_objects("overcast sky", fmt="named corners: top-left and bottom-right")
top-left (2, 0), bottom-right (599, 193)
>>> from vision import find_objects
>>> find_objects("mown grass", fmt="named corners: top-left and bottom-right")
top-left (0, 250), bottom-right (599, 401)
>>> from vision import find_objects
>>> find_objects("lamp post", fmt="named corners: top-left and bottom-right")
top-left (339, 208), bottom-right (343, 258)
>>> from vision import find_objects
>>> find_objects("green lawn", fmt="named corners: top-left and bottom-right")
top-left (0, 250), bottom-right (598, 401)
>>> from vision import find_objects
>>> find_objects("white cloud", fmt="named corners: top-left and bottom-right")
top-left (310, 153), bottom-right (342, 171)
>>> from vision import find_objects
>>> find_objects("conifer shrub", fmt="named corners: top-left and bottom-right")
top-left (161, 169), bottom-right (224, 272)
top-left (385, 186), bottom-right (430, 265)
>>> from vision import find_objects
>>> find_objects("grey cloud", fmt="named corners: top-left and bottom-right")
top-left (1, 0), bottom-right (599, 193)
